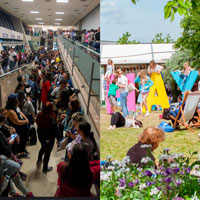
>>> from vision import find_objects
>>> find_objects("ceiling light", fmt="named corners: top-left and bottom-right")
top-left (55, 23), bottom-right (61, 25)
top-left (30, 11), bottom-right (39, 14)
top-left (36, 18), bottom-right (43, 20)
top-left (55, 12), bottom-right (64, 15)
top-left (38, 22), bottom-right (44, 24)
top-left (55, 19), bottom-right (62, 21)
top-left (56, 0), bottom-right (68, 2)
top-left (22, 0), bottom-right (34, 2)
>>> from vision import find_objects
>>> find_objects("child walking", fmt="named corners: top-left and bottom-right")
top-left (135, 70), bottom-right (154, 117)
top-left (104, 59), bottom-right (115, 82)
top-left (108, 79), bottom-right (119, 113)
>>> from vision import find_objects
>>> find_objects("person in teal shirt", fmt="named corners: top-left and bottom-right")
top-left (108, 79), bottom-right (119, 113)
top-left (135, 70), bottom-right (154, 116)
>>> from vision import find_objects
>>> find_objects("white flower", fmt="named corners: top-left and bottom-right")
top-left (170, 163), bottom-right (180, 168)
top-left (191, 192), bottom-right (199, 200)
top-left (141, 157), bottom-right (152, 163)
top-left (122, 156), bottom-right (130, 164)
top-left (100, 171), bottom-right (113, 181)
top-left (139, 183), bottom-right (146, 191)
top-left (150, 188), bottom-right (160, 196)
top-left (159, 154), bottom-right (169, 161)
top-left (106, 156), bottom-right (113, 160)
top-left (107, 166), bottom-right (115, 170)
top-left (191, 170), bottom-right (200, 177)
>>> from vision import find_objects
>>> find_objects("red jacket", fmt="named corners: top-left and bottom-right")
top-left (41, 80), bottom-right (51, 103)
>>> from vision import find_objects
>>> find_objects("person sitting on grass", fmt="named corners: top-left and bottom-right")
top-left (108, 78), bottom-right (119, 113)
top-left (127, 127), bottom-right (165, 168)
top-left (108, 112), bottom-right (140, 130)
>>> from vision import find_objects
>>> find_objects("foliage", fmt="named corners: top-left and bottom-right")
top-left (152, 33), bottom-right (174, 43)
top-left (174, 9), bottom-right (200, 67)
top-left (117, 32), bottom-right (140, 45)
top-left (101, 149), bottom-right (200, 200)
top-left (131, 0), bottom-right (199, 21)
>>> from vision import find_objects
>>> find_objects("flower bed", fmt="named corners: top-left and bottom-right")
top-left (101, 149), bottom-right (200, 200)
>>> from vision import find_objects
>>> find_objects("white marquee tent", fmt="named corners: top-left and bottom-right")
top-left (101, 43), bottom-right (175, 65)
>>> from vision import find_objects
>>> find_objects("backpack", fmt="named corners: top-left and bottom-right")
top-left (163, 108), bottom-right (171, 120)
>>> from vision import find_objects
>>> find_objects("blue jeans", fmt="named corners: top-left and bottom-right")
top-left (0, 157), bottom-right (20, 178)
top-left (120, 92), bottom-right (128, 117)
top-left (179, 73), bottom-right (187, 91)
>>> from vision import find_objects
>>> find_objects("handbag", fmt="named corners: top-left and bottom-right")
top-left (127, 83), bottom-right (135, 93)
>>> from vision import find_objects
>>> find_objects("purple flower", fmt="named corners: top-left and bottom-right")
top-left (176, 180), bottom-right (182, 186)
top-left (173, 168), bottom-right (180, 174)
top-left (186, 167), bottom-right (190, 173)
top-left (164, 177), bottom-right (171, 183)
top-left (119, 178), bottom-right (126, 187)
top-left (128, 182), bottom-right (134, 188)
top-left (180, 171), bottom-right (184, 175)
top-left (167, 185), bottom-right (172, 190)
top-left (146, 181), bottom-right (153, 186)
top-left (165, 168), bottom-right (172, 175)
top-left (144, 170), bottom-right (153, 177)
top-left (157, 187), bottom-right (161, 191)
top-left (173, 198), bottom-right (184, 200)
top-left (134, 179), bottom-right (139, 185)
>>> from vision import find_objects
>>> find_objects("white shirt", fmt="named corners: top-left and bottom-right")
top-left (9, 51), bottom-right (17, 62)
top-left (148, 64), bottom-right (162, 74)
top-left (124, 119), bottom-right (132, 128)
top-left (118, 75), bottom-right (128, 93)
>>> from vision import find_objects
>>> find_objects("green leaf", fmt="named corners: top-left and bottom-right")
top-left (164, 6), bottom-right (172, 19)
top-left (132, 0), bottom-right (136, 4)
top-left (171, 8), bottom-right (175, 22)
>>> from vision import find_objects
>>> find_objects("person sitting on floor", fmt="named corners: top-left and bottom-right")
top-left (127, 127), bottom-right (165, 168)
top-left (56, 143), bottom-right (98, 197)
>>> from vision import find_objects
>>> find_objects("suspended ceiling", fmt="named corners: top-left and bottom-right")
top-left (0, 0), bottom-right (99, 26)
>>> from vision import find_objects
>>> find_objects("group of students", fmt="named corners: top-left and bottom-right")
top-left (105, 59), bottom-right (196, 130)
top-left (59, 28), bottom-right (100, 53)
top-left (0, 48), bottom-right (100, 197)
top-left (0, 47), bottom-right (34, 74)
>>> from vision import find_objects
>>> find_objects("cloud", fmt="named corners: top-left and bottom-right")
top-left (101, 0), bottom-right (130, 24)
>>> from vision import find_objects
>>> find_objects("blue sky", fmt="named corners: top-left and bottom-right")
top-left (101, 0), bottom-right (183, 42)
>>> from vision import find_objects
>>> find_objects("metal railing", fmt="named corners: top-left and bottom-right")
top-left (58, 35), bottom-right (100, 115)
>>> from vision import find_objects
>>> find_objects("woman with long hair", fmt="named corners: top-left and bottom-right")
top-left (127, 127), bottom-right (165, 168)
top-left (36, 102), bottom-right (60, 173)
top-left (55, 143), bottom-right (94, 197)
top-left (148, 60), bottom-right (164, 76)
top-left (135, 70), bottom-right (153, 116)
top-left (5, 94), bottom-right (29, 158)
top-left (77, 121), bottom-right (99, 161)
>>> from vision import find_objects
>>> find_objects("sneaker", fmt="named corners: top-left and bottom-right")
top-left (145, 111), bottom-right (149, 117)
top-left (12, 193), bottom-right (23, 197)
top-left (108, 126), bottom-right (113, 130)
top-left (42, 166), bottom-right (53, 174)
top-left (111, 125), bottom-right (116, 130)
top-left (26, 192), bottom-right (33, 197)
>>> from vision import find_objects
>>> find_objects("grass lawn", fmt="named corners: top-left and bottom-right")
top-left (100, 107), bottom-right (200, 162)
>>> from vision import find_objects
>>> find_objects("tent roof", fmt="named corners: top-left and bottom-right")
top-left (101, 43), bottom-right (175, 65)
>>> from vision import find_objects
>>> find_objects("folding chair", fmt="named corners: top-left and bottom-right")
top-left (170, 91), bottom-right (200, 132)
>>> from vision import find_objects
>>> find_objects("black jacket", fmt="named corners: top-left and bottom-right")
top-left (0, 131), bottom-right (12, 158)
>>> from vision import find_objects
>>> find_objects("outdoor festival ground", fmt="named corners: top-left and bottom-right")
top-left (100, 107), bottom-right (200, 162)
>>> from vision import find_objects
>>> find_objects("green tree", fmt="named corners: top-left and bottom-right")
top-left (131, 0), bottom-right (199, 22)
top-left (152, 33), bottom-right (174, 43)
top-left (117, 32), bottom-right (140, 44)
top-left (175, 8), bottom-right (200, 67)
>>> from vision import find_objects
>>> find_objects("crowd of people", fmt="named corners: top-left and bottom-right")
top-left (59, 28), bottom-right (100, 53)
top-left (0, 47), bottom-right (100, 197)
top-left (0, 47), bottom-right (35, 74)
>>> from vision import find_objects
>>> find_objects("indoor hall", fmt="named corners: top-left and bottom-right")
top-left (0, 0), bottom-right (100, 197)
